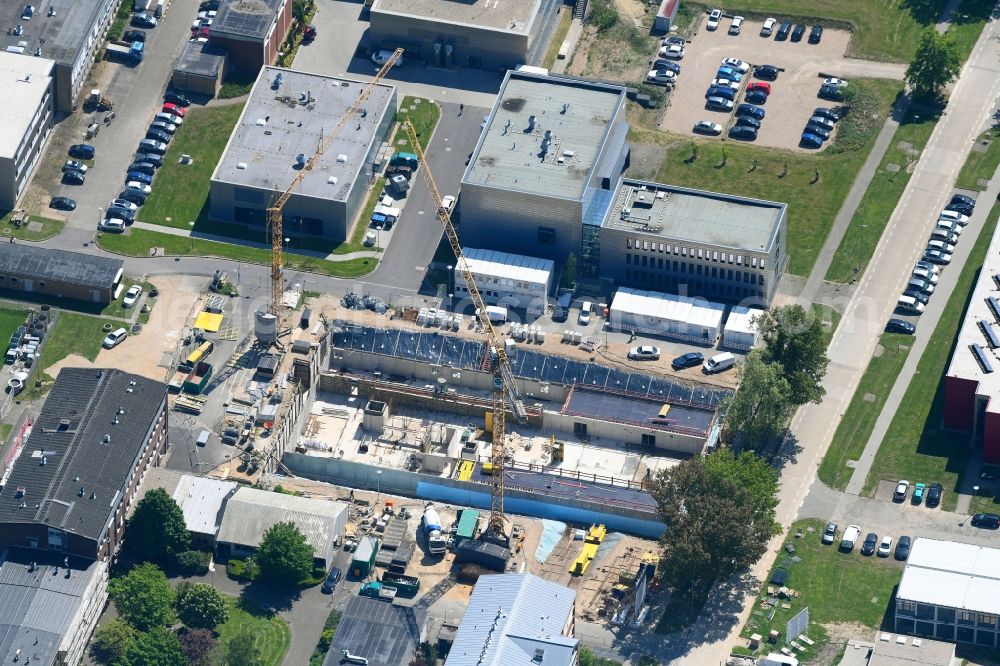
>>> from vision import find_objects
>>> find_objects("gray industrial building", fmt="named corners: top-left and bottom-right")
top-left (0, 0), bottom-right (118, 112)
top-left (599, 179), bottom-right (787, 305)
top-left (326, 596), bottom-right (427, 666)
top-left (0, 243), bottom-right (123, 305)
top-left (172, 41), bottom-right (229, 97)
top-left (0, 53), bottom-right (55, 210)
top-left (210, 67), bottom-right (396, 241)
top-left (459, 70), bottom-right (629, 266)
top-left (369, 0), bottom-right (560, 70)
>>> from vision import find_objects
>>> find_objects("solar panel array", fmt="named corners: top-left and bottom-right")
top-left (330, 323), bottom-right (731, 408)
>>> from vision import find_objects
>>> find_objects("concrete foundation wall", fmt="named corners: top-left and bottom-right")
top-left (542, 410), bottom-right (704, 455)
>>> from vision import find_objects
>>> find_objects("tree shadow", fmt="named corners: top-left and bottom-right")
top-left (902, 0), bottom-right (949, 25)
top-left (239, 579), bottom-right (301, 614)
top-left (769, 429), bottom-right (804, 472)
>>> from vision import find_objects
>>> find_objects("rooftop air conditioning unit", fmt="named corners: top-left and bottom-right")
top-left (236, 162), bottom-right (247, 170)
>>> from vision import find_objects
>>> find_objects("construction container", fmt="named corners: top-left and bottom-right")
top-left (381, 572), bottom-right (419, 597)
top-left (454, 509), bottom-right (480, 545)
top-left (359, 581), bottom-right (397, 602)
top-left (455, 539), bottom-right (510, 571)
top-left (351, 536), bottom-right (379, 577)
top-left (182, 361), bottom-right (213, 394)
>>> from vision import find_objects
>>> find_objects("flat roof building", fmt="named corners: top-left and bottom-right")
top-left (210, 0), bottom-right (293, 73)
top-left (943, 218), bottom-right (1000, 463)
top-left (215, 486), bottom-right (348, 568)
top-left (369, 0), bottom-right (560, 71)
top-left (447, 573), bottom-right (578, 666)
top-left (325, 595), bottom-right (427, 666)
top-left (722, 305), bottom-right (764, 350)
top-left (895, 538), bottom-right (1000, 648)
top-left (455, 247), bottom-right (554, 316)
top-left (860, 632), bottom-right (956, 666)
top-left (0, 550), bottom-right (109, 666)
top-left (0, 53), bottom-right (55, 210)
top-left (610, 287), bottom-right (726, 343)
top-left (172, 475), bottom-right (239, 548)
top-left (172, 41), bottom-right (229, 97)
top-left (210, 67), bottom-right (396, 241)
top-left (459, 70), bottom-right (629, 266)
top-left (599, 179), bottom-right (788, 305)
top-left (0, 243), bottom-right (123, 305)
top-left (0, 368), bottom-right (169, 561)
top-left (0, 0), bottom-right (119, 112)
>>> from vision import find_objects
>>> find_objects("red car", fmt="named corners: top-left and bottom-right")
top-left (747, 82), bottom-right (771, 95)
top-left (163, 103), bottom-right (186, 118)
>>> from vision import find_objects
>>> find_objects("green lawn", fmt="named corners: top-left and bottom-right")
top-left (140, 103), bottom-right (246, 231)
top-left (38, 311), bottom-right (121, 372)
top-left (862, 202), bottom-right (1000, 508)
top-left (543, 7), bottom-right (574, 69)
top-left (819, 334), bottom-right (913, 491)
top-left (0, 210), bottom-right (65, 241)
top-left (0, 307), bottom-right (25, 347)
top-left (825, 107), bottom-right (939, 283)
top-left (396, 96), bottom-right (441, 152)
top-left (213, 597), bottom-right (290, 666)
top-left (647, 80), bottom-right (900, 277)
top-left (691, 0), bottom-right (947, 62)
top-left (98, 228), bottom-right (378, 279)
top-left (0, 423), bottom-right (11, 446)
top-left (813, 303), bottom-right (842, 350)
top-left (955, 128), bottom-right (1000, 191)
top-left (945, 0), bottom-right (995, 63)
top-left (741, 520), bottom-right (902, 660)
top-left (101, 278), bottom-right (154, 318)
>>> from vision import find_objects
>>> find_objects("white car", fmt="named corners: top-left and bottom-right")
top-left (372, 49), bottom-right (404, 67)
top-left (939, 210), bottom-right (970, 225)
top-left (761, 17), bottom-right (776, 36)
top-left (894, 480), bottom-right (910, 500)
top-left (126, 181), bottom-right (151, 195)
top-left (721, 58), bottom-right (750, 73)
top-left (647, 69), bottom-right (677, 84)
top-left (659, 44), bottom-right (685, 59)
top-left (824, 77), bottom-right (849, 88)
top-left (123, 285), bottom-right (142, 308)
top-left (628, 345), bottom-right (660, 361)
top-left (711, 77), bottom-right (740, 90)
top-left (110, 198), bottom-right (138, 211)
top-left (63, 160), bottom-right (88, 173)
top-left (706, 8), bottom-right (722, 30)
top-left (155, 112), bottom-right (183, 126)
top-left (439, 195), bottom-right (456, 214)
top-left (693, 120), bottom-right (723, 135)
top-left (912, 267), bottom-right (940, 284)
top-left (729, 15), bottom-right (744, 34)
top-left (934, 220), bottom-right (961, 236)
top-left (579, 301), bottom-right (593, 325)
top-left (103, 327), bottom-right (128, 349)
top-left (877, 536), bottom-right (893, 558)
top-left (99, 218), bottom-right (126, 233)
top-left (927, 239), bottom-right (956, 254)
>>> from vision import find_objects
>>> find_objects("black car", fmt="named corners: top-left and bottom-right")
top-left (68, 143), bottom-right (95, 160)
top-left (135, 152), bottom-right (164, 168)
top-left (672, 352), bottom-right (704, 370)
top-left (805, 124), bottom-right (831, 141)
top-left (146, 128), bottom-right (171, 144)
top-left (754, 64), bottom-right (779, 80)
top-left (737, 103), bottom-right (765, 119)
top-left (903, 289), bottom-right (930, 305)
top-left (107, 206), bottom-right (136, 222)
top-left (62, 169), bottom-right (85, 185)
top-left (791, 24), bottom-right (806, 42)
top-left (745, 90), bottom-right (768, 105)
top-left (706, 85), bottom-right (736, 101)
top-left (885, 318), bottom-right (916, 335)
top-left (813, 107), bottom-right (842, 122)
top-left (321, 566), bottom-right (342, 593)
top-left (122, 30), bottom-right (146, 43)
top-left (775, 20), bottom-right (791, 40)
top-left (819, 84), bottom-right (845, 101)
top-left (651, 59), bottom-right (681, 73)
top-left (49, 196), bottom-right (76, 211)
top-left (127, 161), bottom-right (157, 176)
top-left (734, 115), bottom-right (762, 129)
top-left (926, 482), bottom-right (942, 507)
top-left (729, 125), bottom-right (758, 141)
top-left (894, 536), bottom-right (912, 560)
top-left (119, 190), bottom-right (147, 206)
top-left (200, 0), bottom-right (220, 10)
top-left (861, 532), bottom-right (878, 555)
top-left (132, 13), bottom-right (156, 28)
top-left (946, 203), bottom-right (974, 217)
top-left (951, 193), bottom-right (976, 208)
top-left (808, 25), bottom-right (823, 44)
top-left (971, 513), bottom-right (1000, 529)
top-left (164, 91), bottom-right (192, 107)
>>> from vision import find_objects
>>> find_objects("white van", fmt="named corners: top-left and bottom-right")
top-left (896, 295), bottom-right (925, 315)
top-left (703, 352), bottom-right (735, 374)
top-left (840, 524), bottom-right (861, 551)
top-left (578, 301), bottom-right (593, 325)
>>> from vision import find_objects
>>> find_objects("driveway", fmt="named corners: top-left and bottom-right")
top-left (660, 18), bottom-right (905, 150)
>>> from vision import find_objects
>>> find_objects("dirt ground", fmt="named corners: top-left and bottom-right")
top-left (45, 275), bottom-right (203, 381)
top-left (567, 0), bottom-right (660, 82)
top-left (661, 20), bottom-right (877, 151)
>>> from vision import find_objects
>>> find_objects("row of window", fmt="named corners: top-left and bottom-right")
top-left (625, 238), bottom-right (767, 269)
top-left (897, 617), bottom-right (999, 647)
top-left (0, 276), bottom-right (45, 288)
top-left (624, 256), bottom-right (766, 285)
top-left (466, 276), bottom-right (547, 292)
top-left (897, 601), bottom-right (999, 627)
top-left (623, 269), bottom-right (762, 297)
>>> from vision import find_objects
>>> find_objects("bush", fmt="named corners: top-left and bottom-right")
top-left (587, 0), bottom-right (619, 31)
top-left (226, 557), bottom-right (259, 581)
top-left (828, 81), bottom-right (897, 154)
top-left (176, 583), bottom-right (229, 630)
top-left (309, 610), bottom-right (342, 666)
top-left (176, 550), bottom-right (210, 576)
top-left (90, 619), bottom-right (136, 664)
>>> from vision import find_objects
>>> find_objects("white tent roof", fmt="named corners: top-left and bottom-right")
top-left (897, 538), bottom-right (1000, 615)
top-left (611, 287), bottom-right (724, 329)
top-left (461, 247), bottom-right (554, 287)
top-left (724, 306), bottom-right (764, 335)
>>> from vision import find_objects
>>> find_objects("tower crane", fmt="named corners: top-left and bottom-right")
top-left (264, 49), bottom-right (404, 319)
top-left (403, 119), bottom-right (527, 542)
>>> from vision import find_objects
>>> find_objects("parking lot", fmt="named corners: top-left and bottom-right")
top-left (660, 16), bottom-right (904, 150)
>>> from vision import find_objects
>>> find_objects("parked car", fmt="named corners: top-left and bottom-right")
top-left (135, 152), bottom-right (164, 167)
top-left (923, 248), bottom-right (952, 265)
top-left (808, 25), bottom-right (824, 43)
top-left (912, 482), bottom-right (926, 504)
top-left (123, 29), bottom-right (146, 42)
top-left (127, 171), bottom-right (153, 185)
top-left (930, 228), bottom-right (959, 245)
top-left (885, 318), bottom-right (916, 335)
top-left (754, 64), bottom-right (779, 80)
top-left (729, 15), bottom-right (744, 34)
top-left (736, 103), bottom-right (765, 119)
top-left (971, 513), bottom-right (1000, 529)
top-left (100, 217), bottom-right (126, 233)
top-left (126, 181), bottom-right (152, 195)
top-left (651, 59), bottom-right (681, 73)
top-left (915, 260), bottom-right (942, 275)
top-left (703, 352), bottom-right (735, 374)
top-left (761, 17), bottom-right (776, 36)
top-left (155, 112), bottom-right (183, 126)
top-left (647, 69), bottom-right (677, 85)
top-left (128, 161), bottom-right (157, 176)
top-left (321, 566), bottom-right (342, 594)
top-left (745, 90), bottom-right (768, 105)
top-left (693, 120), bottom-right (723, 135)
top-left (729, 125), bottom-right (758, 141)
top-left (824, 77), bottom-right (849, 88)
top-left (716, 66), bottom-right (742, 82)
top-left (705, 96), bottom-right (734, 112)
top-left (69, 143), bottom-right (95, 160)
top-left (440, 195), bottom-right (456, 213)
top-left (662, 35), bottom-right (686, 46)
top-left (162, 103), bottom-right (187, 118)
top-left (103, 327), bottom-right (128, 348)
top-left (809, 115), bottom-right (836, 130)
top-left (840, 524), bottom-right (861, 551)
top-left (671, 351), bottom-right (704, 370)
top-left (903, 289), bottom-right (930, 306)
top-left (122, 285), bottom-right (142, 308)
top-left (62, 169), bottom-right (85, 185)
top-left (926, 482), bottom-right (943, 507)
top-left (939, 209), bottom-right (970, 225)
top-left (119, 190), bottom-right (147, 206)
top-left (706, 8), bottom-right (722, 30)
top-left (146, 129), bottom-right (172, 144)
top-left (706, 85), bottom-right (736, 101)
top-left (659, 44), bottom-right (685, 59)
top-left (50, 196), bottom-right (76, 211)
top-left (721, 57), bottom-right (750, 73)
top-left (111, 198), bottom-right (138, 212)
top-left (912, 267), bottom-right (940, 283)
top-left (800, 133), bottom-right (824, 149)
top-left (951, 193), bottom-right (976, 208)
top-left (893, 480), bottom-right (910, 502)
top-left (822, 521), bottom-right (838, 545)
top-left (895, 536), bottom-right (912, 560)
top-left (132, 12), bottom-right (157, 28)
top-left (165, 91), bottom-right (192, 107)
top-left (861, 532), bottom-right (878, 556)
top-left (819, 84), bottom-right (845, 101)
top-left (710, 77), bottom-right (740, 90)
top-left (897, 294), bottom-right (925, 315)
top-left (927, 238), bottom-right (956, 254)
top-left (813, 107), bottom-right (842, 122)
top-left (578, 301), bottom-right (593, 325)
top-left (805, 124), bottom-right (831, 141)
top-left (877, 536), bottom-right (893, 557)
top-left (775, 20), bottom-right (791, 40)
top-left (735, 115), bottom-right (762, 129)
top-left (946, 202), bottom-right (974, 216)
top-left (628, 346), bottom-right (661, 361)
top-left (107, 206), bottom-right (136, 223)
top-left (747, 82), bottom-right (771, 95)
top-left (791, 24), bottom-right (806, 41)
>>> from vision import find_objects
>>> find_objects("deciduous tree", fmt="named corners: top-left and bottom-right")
top-left (256, 521), bottom-right (314, 585)
top-left (89, 618), bottom-right (135, 664)
top-left (108, 563), bottom-right (176, 631)
top-left (722, 350), bottom-right (793, 450)
top-left (116, 628), bottom-right (186, 666)
top-left (758, 305), bottom-right (830, 405)
top-left (176, 582), bottom-right (229, 630)
top-left (225, 629), bottom-right (263, 666)
top-left (179, 627), bottom-right (218, 666)
top-left (124, 488), bottom-right (190, 566)
top-left (905, 30), bottom-right (961, 101)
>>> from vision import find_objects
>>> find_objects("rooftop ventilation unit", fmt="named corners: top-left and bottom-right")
top-left (980, 320), bottom-right (1000, 348)
top-left (526, 115), bottom-right (537, 132)
top-left (255, 118), bottom-right (267, 126)
top-left (327, 176), bottom-right (338, 185)
top-left (971, 343), bottom-right (994, 373)
top-left (337, 154), bottom-right (348, 163)
top-left (561, 103), bottom-right (569, 114)
top-left (271, 72), bottom-right (283, 89)
top-left (236, 162), bottom-right (247, 170)
top-left (987, 296), bottom-right (1000, 324)
top-left (296, 153), bottom-right (306, 167)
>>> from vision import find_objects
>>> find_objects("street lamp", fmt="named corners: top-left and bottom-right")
top-left (376, 470), bottom-right (383, 505)
top-left (974, 484), bottom-right (981, 496)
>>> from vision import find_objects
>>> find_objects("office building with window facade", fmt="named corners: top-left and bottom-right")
top-left (0, 53), bottom-right (55, 210)
top-left (894, 538), bottom-right (1000, 648)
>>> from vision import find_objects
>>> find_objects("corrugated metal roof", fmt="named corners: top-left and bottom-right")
top-left (216, 486), bottom-right (346, 556)
top-left (172, 475), bottom-right (238, 537)
top-left (897, 538), bottom-right (1000, 615)
top-left (611, 287), bottom-right (725, 331)
top-left (446, 573), bottom-right (578, 666)
top-left (326, 596), bottom-right (426, 666)
top-left (461, 248), bottom-right (553, 288)
top-left (0, 244), bottom-right (122, 290)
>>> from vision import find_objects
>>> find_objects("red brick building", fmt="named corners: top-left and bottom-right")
top-left (209, 0), bottom-right (293, 73)
top-left (0, 368), bottom-right (169, 561)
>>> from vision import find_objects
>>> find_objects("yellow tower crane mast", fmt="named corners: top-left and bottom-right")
top-left (403, 118), bottom-right (527, 541)
top-left (265, 49), bottom-right (404, 316)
